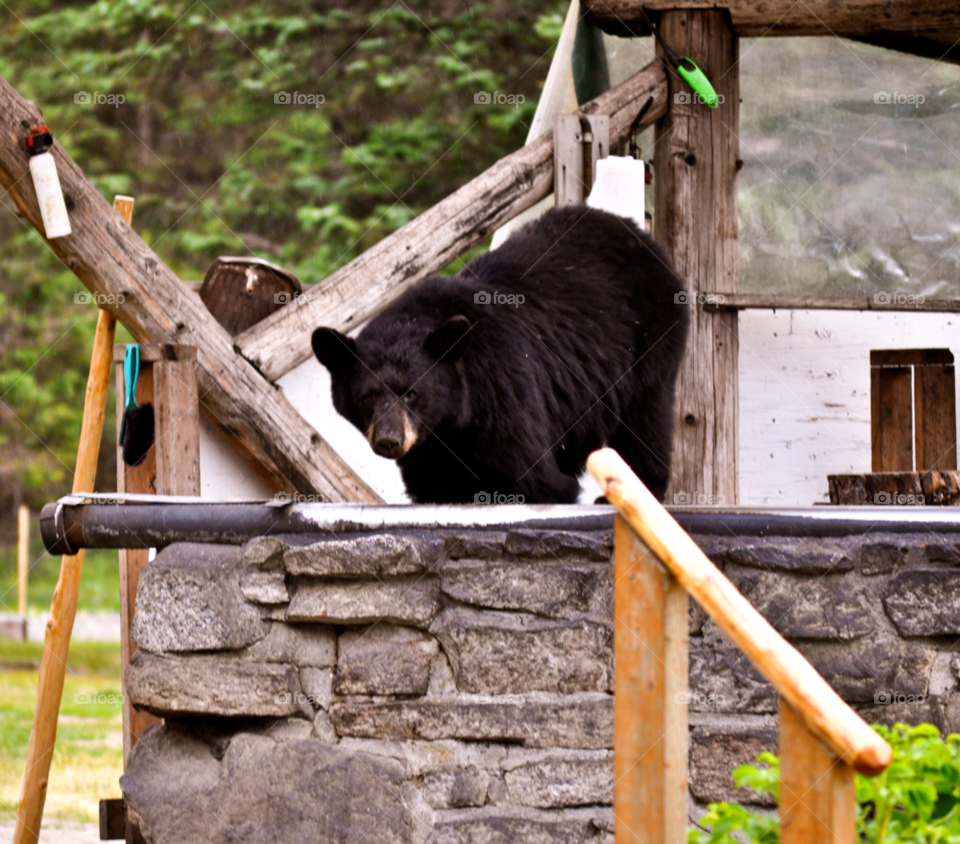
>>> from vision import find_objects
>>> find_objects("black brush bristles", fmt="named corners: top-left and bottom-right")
top-left (121, 403), bottom-right (154, 466)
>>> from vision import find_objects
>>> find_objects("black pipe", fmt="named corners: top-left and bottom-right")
top-left (40, 498), bottom-right (960, 554)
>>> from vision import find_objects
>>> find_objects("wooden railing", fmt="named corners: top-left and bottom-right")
top-left (587, 449), bottom-right (892, 844)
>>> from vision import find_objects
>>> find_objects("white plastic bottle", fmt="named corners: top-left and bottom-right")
top-left (27, 126), bottom-right (72, 239)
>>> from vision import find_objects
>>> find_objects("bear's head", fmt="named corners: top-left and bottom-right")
top-left (311, 314), bottom-right (471, 461)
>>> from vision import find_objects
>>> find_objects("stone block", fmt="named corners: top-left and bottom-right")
top-left (125, 653), bottom-right (297, 717)
top-left (122, 724), bottom-right (416, 844)
top-left (244, 621), bottom-right (336, 667)
top-left (503, 530), bottom-right (612, 561)
top-left (719, 537), bottom-right (854, 574)
top-left (502, 750), bottom-right (613, 807)
top-left (884, 569), bottom-right (960, 636)
top-left (330, 693), bottom-right (613, 748)
top-left (445, 532), bottom-right (507, 560)
top-left (131, 543), bottom-right (265, 652)
top-left (286, 576), bottom-right (440, 627)
top-left (689, 727), bottom-right (777, 805)
top-left (430, 807), bottom-right (611, 844)
top-left (336, 624), bottom-right (438, 696)
top-left (433, 607), bottom-right (612, 694)
top-left (300, 667), bottom-right (334, 710)
top-left (925, 542), bottom-right (960, 565)
top-left (440, 560), bottom-right (609, 619)
top-left (861, 540), bottom-right (904, 576)
top-left (284, 532), bottom-right (441, 577)
top-left (731, 571), bottom-right (874, 640)
top-left (240, 569), bottom-right (289, 604)
top-left (795, 638), bottom-right (936, 703)
top-left (689, 634), bottom-right (777, 714)
top-left (422, 766), bottom-right (490, 809)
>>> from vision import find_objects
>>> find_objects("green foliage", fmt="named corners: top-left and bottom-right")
top-left (690, 724), bottom-right (960, 844)
top-left (0, 0), bottom-right (564, 527)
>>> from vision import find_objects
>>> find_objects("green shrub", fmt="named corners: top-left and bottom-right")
top-left (690, 723), bottom-right (960, 844)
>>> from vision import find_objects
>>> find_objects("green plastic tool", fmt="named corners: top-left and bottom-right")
top-left (639, 7), bottom-right (719, 109)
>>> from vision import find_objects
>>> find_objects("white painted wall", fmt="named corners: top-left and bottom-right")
top-left (737, 309), bottom-right (959, 506)
top-left (198, 309), bottom-right (959, 508)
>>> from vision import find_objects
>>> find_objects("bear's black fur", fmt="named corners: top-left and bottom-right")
top-left (312, 205), bottom-right (689, 504)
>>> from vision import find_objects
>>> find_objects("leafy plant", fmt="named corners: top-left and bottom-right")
top-left (690, 724), bottom-right (960, 844)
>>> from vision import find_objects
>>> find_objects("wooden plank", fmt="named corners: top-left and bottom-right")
top-left (588, 448), bottom-right (893, 777)
top-left (707, 294), bottom-right (960, 313)
top-left (99, 798), bottom-right (125, 840)
top-left (234, 61), bottom-right (669, 382)
top-left (582, 115), bottom-right (609, 196)
top-left (584, 0), bottom-right (960, 39)
top-left (554, 114), bottom-right (585, 206)
top-left (116, 359), bottom-right (160, 765)
top-left (871, 348), bottom-right (954, 366)
top-left (873, 366), bottom-right (913, 472)
top-left (612, 516), bottom-right (687, 844)
top-left (153, 362), bottom-right (201, 495)
top-left (113, 344), bottom-right (196, 363)
top-left (13, 308), bottom-right (116, 844)
top-left (0, 76), bottom-right (379, 503)
top-left (17, 505), bottom-right (28, 620)
top-left (915, 363), bottom-right (958, 471)
top-left (780, 699), bottom-right (857, 844)
top-left (655, 10), bottom-right (739, 506)
top-left (828, 470), bottom-right (960, 505)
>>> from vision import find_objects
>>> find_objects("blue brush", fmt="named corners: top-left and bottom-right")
top-left (119, 345), bottom-right (154, 466)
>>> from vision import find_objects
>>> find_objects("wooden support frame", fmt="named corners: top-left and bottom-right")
top-left (234, 62), bottom-right (667, 382)
top-left (114, 343), bottom-right (200, 766)
top-left (553, 114), bottom-right (609, 205)
top-left (654, 10), bottom-right (740, 506)
top-left (613, 516), bottom-right (688, 844)
top-left (780, 700), bottom-right (857, 844)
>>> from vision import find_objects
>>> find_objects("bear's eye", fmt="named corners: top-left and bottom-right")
top-left (402, 390), bottom-right (418, 404)
top-left (361, 389), bottom-right (380, 404)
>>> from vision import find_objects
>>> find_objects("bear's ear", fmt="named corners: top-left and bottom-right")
top-left (311, 328), bottom-right (358, 374)
top-left (424, 315), bottom-right (471, 360)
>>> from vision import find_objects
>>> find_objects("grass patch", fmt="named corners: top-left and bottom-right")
top-left (0, 545), bottom-right (121, 615)
top-left (0, 640), bottom-right (123, 826)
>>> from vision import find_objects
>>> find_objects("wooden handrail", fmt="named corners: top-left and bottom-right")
top-left (588, 448), bottom-right (892, 777)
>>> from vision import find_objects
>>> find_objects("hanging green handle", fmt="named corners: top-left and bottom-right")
top-left (677, 57), bottom-right (718, 108)
top-left (119, 344), bottom-right (140, 444)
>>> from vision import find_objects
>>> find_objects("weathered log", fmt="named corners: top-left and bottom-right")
top-left (585, 0), bottom-right (960, 39)
top-left (235, 60), bottom-right (669, 382)
top-left (0, 76), bottom-right (380, 503)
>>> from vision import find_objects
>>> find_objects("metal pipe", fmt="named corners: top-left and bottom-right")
top-left (39, 495), bottom-right (960, 554)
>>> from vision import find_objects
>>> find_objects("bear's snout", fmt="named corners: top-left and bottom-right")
top-left (367, 404), bottom-right (418, 460)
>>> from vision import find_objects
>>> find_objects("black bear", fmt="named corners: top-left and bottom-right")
top-left (312, 205), bottom-right (689, 504)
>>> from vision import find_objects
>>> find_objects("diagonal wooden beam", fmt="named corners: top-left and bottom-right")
top-left (234, 59), bottom-right (669, 383)
top-left (0, 76), bottom-right (381, 503)
top-left (585, 0), bottom-right (960, 39)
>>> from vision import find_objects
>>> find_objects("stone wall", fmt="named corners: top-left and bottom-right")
top-left (119, 520), bottom-right (960, 843)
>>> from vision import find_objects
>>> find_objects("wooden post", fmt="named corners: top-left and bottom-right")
top-left (17, 504), bottom-right (29, 623)
top-left (654, 10), bottom-right (740, 505)
top-left (780, 699), bottom-right (857, 844)
top-left (613, 516), bottom-right (688, 844)
top-left (13, 307), bottom-right (116, 844)
top-left (115, 344), bottom-right (200, 766)
top-left (553, 114), bottom-right (609, 205)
